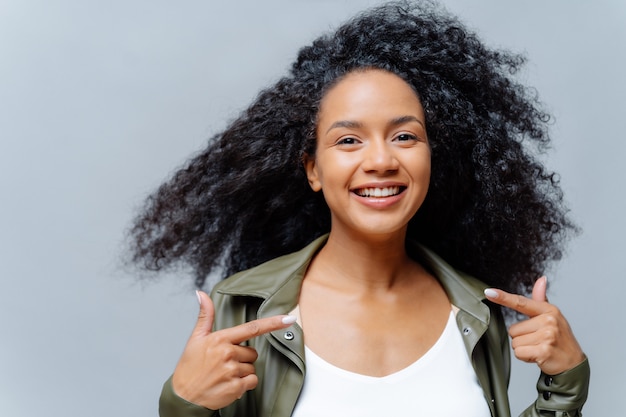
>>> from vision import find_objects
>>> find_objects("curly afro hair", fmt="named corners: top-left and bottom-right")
top-left (128, 0), bottom-right (576, 294)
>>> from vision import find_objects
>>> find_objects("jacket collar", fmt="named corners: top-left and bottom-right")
top-left (216, 234), bottom-right (490, 324)
top-left (412, 244), bottom-right (490, 325)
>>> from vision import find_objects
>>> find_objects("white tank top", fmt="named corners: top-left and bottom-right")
top-left (291, 311), bottom-right (491, 417)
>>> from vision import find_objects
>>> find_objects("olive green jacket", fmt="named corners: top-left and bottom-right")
top-left (160, 235), bottom-right (589, 417)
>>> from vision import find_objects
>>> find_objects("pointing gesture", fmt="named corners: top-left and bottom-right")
top-left (484, 277), bottom-right (586, 375)
top-left (172, 291), bottom-right (296, 410)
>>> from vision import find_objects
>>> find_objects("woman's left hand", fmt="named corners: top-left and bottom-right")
top-left (484, 276), bottom-right (586, 375)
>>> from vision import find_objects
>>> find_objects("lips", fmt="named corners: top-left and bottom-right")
top-left (353, 186), bottom-right (405, 198)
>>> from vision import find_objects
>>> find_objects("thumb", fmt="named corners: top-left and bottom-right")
top-left (193, 290), bottom-right (215, 336)
top-left (531, 276), bottom-right (548, 302)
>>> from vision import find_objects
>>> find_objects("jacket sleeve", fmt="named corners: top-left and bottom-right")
top-left (519, 357), bottom-right (590, 417)
top-left (159, 375), bottom-right (219, 417)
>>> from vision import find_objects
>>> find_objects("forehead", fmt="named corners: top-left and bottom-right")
top-left (317, 69), bottom-right (424, 123)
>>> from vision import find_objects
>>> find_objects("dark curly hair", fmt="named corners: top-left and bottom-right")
top-left (128, 0), bottom-right (576, 294)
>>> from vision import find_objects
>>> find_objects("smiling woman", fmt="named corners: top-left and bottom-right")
top-left (305, 69), bottom-right (431, 240)
top-left (127, 1), bottom-right (589, 416)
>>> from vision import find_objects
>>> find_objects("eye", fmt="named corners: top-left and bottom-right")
top-left (395, 133), bottom-right (418, 142)
top-left (336, 136), bottom-right (360, 145)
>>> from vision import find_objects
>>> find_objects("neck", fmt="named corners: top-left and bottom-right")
top-left (313, 229), bottom-right (418, 292)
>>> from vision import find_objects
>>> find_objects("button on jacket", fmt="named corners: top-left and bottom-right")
top-left (160, 235), bottom-right (590, 417)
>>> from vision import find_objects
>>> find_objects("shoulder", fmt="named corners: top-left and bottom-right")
top-left (408, 240), bottom-right (511, 343)
top-left (208, 235), bottom-right (328, 327)
top-left (212, 234), bottom-right (328, 298)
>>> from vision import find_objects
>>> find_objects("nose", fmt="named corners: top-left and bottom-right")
top-left (361, 139), bottom-right (399, 173)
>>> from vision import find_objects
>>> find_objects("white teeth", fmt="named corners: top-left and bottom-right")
top-left (356, 186), bottom-right (400, 197)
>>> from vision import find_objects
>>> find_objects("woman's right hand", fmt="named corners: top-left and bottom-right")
top-left (171, 291), bottom-right (296, 410)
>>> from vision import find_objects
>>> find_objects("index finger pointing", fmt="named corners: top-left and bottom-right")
top-left (223, 315), bottom-right (297, 345)
top-left (484, 288), bottom-right (551, 317)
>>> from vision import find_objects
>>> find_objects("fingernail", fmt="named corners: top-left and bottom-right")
top-left (195, 290), bottom-right (202, 305)
top-left (282, 316), bottom-right (297, 325)
top-left (484, 289), bottom-right (498, 299)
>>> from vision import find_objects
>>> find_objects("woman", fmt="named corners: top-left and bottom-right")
top-left (130, 1), bottom-right (589, 416)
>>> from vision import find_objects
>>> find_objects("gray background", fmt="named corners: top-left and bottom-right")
top-left (1, 0), bottom-right (623, 415)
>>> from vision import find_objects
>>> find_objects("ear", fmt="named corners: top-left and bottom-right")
top-left (303, 153), bottom-right (322, 192)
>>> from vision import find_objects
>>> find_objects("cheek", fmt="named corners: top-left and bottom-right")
top-left (408, 152), bottom-right (431, 180)
top-left (316, 155), bottom-right (355, 186)
top-left (423, 159), bottom-right (432, 180)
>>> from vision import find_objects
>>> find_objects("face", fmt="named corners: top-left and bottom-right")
top-left (305, 69), bottom-right (431, 239)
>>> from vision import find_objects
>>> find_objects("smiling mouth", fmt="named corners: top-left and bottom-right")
top-left (354, 186), bottom-right (404, 198)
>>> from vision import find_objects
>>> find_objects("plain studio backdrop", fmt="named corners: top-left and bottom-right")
top-left (0, 0), bottom-right (623, 415)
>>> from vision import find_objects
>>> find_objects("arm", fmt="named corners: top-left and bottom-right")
top-left (485, 277), bottom-right (590, 416)
top-left (158, 291), bottom-right (296, 417)
top-left (159, 376), bottom-right (218, 417)
top-left (519, 358), bottom-right (590, 417)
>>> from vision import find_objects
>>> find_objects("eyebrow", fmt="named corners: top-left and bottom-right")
top-left (326, 120), bottom-right (363, 134)
top-left (390, 115), bottom-right (425, 128)
top-left (325, 115), bottom-right (425, 134)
